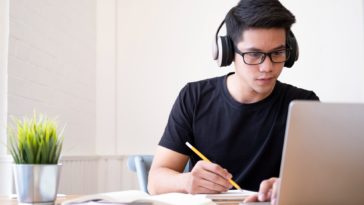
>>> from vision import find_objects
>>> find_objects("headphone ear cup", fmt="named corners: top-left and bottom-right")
top-left (216, 36), bottom-right (234, 67)
top-left (212, 36), bottom-right (219, 60)
top-left (284, 30), bottom-right (299, 68)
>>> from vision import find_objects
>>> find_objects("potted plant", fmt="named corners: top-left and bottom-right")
top-left (8, 112), bottom-right (64, 205)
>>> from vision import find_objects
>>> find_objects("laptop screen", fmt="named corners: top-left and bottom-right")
top-left (277, 101), bottom-right (364, 205)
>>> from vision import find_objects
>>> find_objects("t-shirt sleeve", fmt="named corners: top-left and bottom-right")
top-left (287, 85), bottom-right (320, 101)
top-left (300, 90), bottom-right (320, 101)
top-left (158, 83), bottom-right (195, 155)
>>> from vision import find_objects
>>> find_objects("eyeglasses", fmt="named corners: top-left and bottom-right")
top-left (234, 46), bottom-right (291, 65)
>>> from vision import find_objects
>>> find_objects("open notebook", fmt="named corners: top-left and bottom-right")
top-left (61, 190), bottom-right (213, 205)
top-left (61, 189), bottom-right (256, 205)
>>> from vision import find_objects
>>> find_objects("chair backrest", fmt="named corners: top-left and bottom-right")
top-left (127, 155), bottom-right (153, 193)
top-left (127, 155), bottom-right (190, 193)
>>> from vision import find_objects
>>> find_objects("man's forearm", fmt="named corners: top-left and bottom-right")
top-left (148, 167), bottom-right (189, 195)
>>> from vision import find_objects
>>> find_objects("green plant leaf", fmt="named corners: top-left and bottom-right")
top-left (54, 138), bottom-right (63, 164)
top-left (35, 140), bottom-right (42, 163)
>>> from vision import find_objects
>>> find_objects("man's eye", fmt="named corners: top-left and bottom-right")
top-left (272, 50), bottom-right (286, 56)
top-left (246, 52), bottom-right (263, 58)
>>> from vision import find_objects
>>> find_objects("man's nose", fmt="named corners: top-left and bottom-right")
top-left (259, 55), bottom-right (273, 73)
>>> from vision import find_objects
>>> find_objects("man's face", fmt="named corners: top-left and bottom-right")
top-left (233, 28), bottom-right (286, 99)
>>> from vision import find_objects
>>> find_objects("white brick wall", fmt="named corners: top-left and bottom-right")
top-left (8, 0), bottom-right (97, 155)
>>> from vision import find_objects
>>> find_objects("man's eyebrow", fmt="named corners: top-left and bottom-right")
top-left (243, 45), bottom-right (286, 52)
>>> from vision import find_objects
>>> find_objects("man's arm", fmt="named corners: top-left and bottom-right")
top-left (148, 146), bottom-right (233, 195)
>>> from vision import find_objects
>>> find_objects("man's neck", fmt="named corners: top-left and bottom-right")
top-left (226, 74), bottom-right (274, 104)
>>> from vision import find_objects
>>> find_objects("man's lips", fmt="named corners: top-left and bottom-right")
top-left (256, 76), bottom-right (274, 81)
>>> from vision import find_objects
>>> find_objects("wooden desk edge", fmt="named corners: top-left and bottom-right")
top-left (0, 195), bottom-right (80, 205)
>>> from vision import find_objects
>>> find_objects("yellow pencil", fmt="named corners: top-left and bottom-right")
top-left (185, 141), bottom-right (242, 190)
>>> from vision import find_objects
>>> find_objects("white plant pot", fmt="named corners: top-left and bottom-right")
top-left (13, 164), bottom-right (62, 205)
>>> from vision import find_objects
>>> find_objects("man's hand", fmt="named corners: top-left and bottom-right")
top-left (148, 146), bottom-right (233, 195)
top-left (185, 160), bottom-right (233, 194)
top-left (243, 177), bottom-right (280, 205)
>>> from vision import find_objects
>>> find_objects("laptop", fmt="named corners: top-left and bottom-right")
top-left (275, 101), bottom-right (364, 205)
top-left (242, 101), bottom-right (364, 205)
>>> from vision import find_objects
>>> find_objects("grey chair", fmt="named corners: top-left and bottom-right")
top-left (127, 155), bottom-right (190, 193)
top-left (127, 155), bottom-right (153, 193)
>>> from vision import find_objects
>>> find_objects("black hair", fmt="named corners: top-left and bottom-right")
top-left (225, 0), bottom-right (296, 45)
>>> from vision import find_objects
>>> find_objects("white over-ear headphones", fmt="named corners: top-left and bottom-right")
top-left (212, 20), bottom-right (299, 68)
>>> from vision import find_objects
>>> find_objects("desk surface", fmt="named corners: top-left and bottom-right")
top-left (0, 196), bottom-right (269, 205)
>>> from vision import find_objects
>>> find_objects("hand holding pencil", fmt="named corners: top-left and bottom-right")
top-left (185, 141), bottom-right (242, 193)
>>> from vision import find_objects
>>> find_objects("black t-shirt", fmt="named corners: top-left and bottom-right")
top-left (159, 72), bottom-right (319, 191)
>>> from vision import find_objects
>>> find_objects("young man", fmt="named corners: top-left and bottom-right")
top-left (148, 0), bottom-right (318, 202)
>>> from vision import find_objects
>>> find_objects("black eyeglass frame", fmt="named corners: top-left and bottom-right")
top-left (234, 46), bottom-right (291, 65)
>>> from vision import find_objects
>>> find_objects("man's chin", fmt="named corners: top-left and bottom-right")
top-left (253, 82), bottom-right (276, 97)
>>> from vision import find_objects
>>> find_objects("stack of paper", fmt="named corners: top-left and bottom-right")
top-left (204, 190), bottom-right (257, 202)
